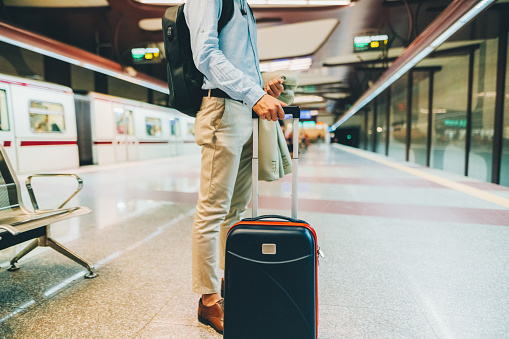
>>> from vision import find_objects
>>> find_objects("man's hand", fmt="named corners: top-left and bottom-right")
top-left (265, 78), bottom-right (284, 98)
top-left (253, 94), bottom-right (287, 121)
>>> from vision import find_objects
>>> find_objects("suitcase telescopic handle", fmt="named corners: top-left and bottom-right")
top-left (251, 106), bottom-right (300, 119)
top-left (243, 215), bottom-right (308, 224)
top-left (252, 106), bottom-right (300, 219)
top-left (282, 106), bottom-right (300, 118)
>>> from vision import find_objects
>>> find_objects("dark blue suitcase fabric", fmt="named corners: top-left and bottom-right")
top-left (224, 219), bottom-right (318, 339)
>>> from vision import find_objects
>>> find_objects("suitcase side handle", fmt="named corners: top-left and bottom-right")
top-left (242, 215), bottom-right (308, 224)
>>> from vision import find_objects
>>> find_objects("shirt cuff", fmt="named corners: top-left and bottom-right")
top-left (242, 86), bottom-right (266, 108)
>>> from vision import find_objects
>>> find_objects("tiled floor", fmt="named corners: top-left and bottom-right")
top-left (1, 143), bottom-right (508, 338)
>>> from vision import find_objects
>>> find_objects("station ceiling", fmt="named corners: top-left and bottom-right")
top-left (0, 0), bottom-right (477, 113)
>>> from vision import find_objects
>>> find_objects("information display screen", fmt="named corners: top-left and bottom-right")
top-left (353, 34), bottom-right (389, 53)
top-left (131, 47), bottom-right (162, 64)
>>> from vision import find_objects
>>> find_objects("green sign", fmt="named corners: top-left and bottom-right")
top-left (444, 119), bottom-right (467, 127)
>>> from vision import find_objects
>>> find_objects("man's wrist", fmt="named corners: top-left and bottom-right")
top-left (243, 86), bottom-right (266, 108)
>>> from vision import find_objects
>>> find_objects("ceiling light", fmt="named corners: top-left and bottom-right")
top-left (139, 18), bottom-right (162, 31)
top-left (258, 0), bottom-right (351, 5)
top-left (293, 95), bottom-right (324, 104)
top-left (3, 0), bottom-right (108, 7)
top-left (323, 92), bottom-right (350, 99)
top-left (267, 0), bottom-right (307, 4)
top-left (135, 0), bottom-right (350, 6)
top-left (257, 18), bottom-right (339, 60)
top-left (136, 0), bottom-right (183, 3)
top-left (260, 57), bottom-right (312, 72)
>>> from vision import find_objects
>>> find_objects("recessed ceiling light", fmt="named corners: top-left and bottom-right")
top-left (134, 0), bottom-right (350, 6)
top-left (260, 57), bottom-right (313, 72)
top-left (293, 95), bottom-right (324, 104)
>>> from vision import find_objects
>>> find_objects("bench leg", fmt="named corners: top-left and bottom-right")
top-left (8, 239), bottom-right (39, 271)
top-left (46, 237), bottom-right (98, 279)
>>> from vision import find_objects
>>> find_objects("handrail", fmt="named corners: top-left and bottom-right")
top-left (329, 0), bottom-right (495, 131)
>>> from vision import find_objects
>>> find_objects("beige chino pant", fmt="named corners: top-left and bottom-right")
top-left (192, 97), bottom-right (253, 295)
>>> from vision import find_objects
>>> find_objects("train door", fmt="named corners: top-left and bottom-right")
top-left (74, 95), bottom-right (93, 166)
top-left (126, 109), bottom-right (137, 161)
top-left (0, 84), bottom-right (18, 170)
top-left (169, 117), bottom-right (180, 156)
top-left (114, 107), bottom-right (136, 162)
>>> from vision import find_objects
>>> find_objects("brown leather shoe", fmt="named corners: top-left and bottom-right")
top-left (198, 298), bottom-right (224, 334)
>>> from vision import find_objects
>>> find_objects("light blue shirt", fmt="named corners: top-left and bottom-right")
top-left (184, 0), bottom-right (266, 109)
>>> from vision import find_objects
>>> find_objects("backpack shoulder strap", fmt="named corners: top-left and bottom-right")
top-left (218, 0), bottom-right (234, 34)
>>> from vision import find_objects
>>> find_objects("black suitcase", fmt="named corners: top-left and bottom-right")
top-left (224, 107), bottom-right (322, 339)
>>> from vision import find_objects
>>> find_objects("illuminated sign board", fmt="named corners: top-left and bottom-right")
top-left (300, 121), bottom-right (316, 128)
top-left (284, 110), bottom-right (312, 120)
top-left (131, 47), bottom-right (162, 64)
top-left (353, 34), bottom-right (389, 53)
top-left (300, 110), bottom-right (313, 119)
top-left (444, 119), bottom-right (467, 128)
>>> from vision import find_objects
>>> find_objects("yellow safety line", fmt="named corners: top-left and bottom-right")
top-left (333, 144), bottom-right (509, 210)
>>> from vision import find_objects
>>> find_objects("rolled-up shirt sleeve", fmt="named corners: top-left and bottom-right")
top-left (184, 0), bottom-right (265, 108)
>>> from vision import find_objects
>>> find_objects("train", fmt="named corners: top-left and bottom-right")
top-left (0, 72), bottom-right (199, 174)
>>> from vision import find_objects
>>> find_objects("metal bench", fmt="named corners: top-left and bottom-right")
top-left (0, 145), bottom-right (97, 278)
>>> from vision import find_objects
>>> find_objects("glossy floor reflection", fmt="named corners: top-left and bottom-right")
top-left (1, 144), bottom-right (508, 338)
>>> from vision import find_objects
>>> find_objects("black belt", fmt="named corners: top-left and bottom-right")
top-left (203, 89), bottom-right (241, 102)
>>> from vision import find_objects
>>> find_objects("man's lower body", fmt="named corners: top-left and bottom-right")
top-left (192, 97), bottom-right (253, 334)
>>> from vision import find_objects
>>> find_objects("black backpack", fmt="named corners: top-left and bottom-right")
top-left (162, 1), bottom-right (234, 117)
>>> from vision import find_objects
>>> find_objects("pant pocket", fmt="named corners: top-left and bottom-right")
top-left (195, 97), bottom-right (226, 146)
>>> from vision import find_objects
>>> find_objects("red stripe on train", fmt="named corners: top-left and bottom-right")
top-left (93, 141), bottom-right (113, 145)
top-left (20, 141), bottom-right (77, 146)
top-left (139, 141), bottom-right (169, 144)
top-left (3, 141), bottom-right (11, 147)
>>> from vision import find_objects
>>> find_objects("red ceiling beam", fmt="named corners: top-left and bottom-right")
top-left (0, 20), bottom-right (169, 93)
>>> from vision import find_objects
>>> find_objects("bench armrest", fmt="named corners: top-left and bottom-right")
top-left (25, 174), bottom-right (84, 211)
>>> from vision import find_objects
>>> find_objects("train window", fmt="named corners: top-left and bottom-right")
top-left (0, 90), bottom-right (9, 131)
top-left (170, 118), bottom-right (180, 137)
top-left (115, 109), bottom-right (135, 135)
top-left (146, 117), bottom-right (162, 136)
top-left (187, 122), bottom-right (195, 136)
top-left (115, 108), bottom-right (135, 135)
top-left (29, 100), bottom-right (65, 133)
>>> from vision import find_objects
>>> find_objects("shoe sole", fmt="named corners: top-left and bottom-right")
top-left (198, 314), bottom-right (223, 335)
